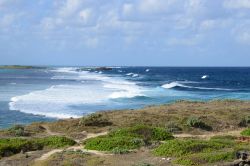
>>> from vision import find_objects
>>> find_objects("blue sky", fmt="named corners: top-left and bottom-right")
top-left (0, 0), bottom-right (250, 66)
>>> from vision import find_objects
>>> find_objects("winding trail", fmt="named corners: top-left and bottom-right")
top-left (35, 126), bottom-right (108, 162)
top-left (174, 129), bottom-right (243, 139)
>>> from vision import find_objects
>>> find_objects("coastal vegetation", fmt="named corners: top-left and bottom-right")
top-left (154, 135), bottom-right (250, 165)
top-left (0, 136), bottom-right (76, 158)
top-left (241, 128), bottom-right (250, 136)
top-left (84, 125), bottom-right (173, 152)
top-left (0, 100), bottom-right (250, 165)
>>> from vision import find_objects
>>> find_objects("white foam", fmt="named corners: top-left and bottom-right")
top-left (161, 82), bottom-right (183, 89)
top-left (132, 74), bottom-right (139, 77)
top-left (201, 75), bottom-right (209, 79)
top-left (9, 67), bottom-right (147, 118)
top-left (162, 81), bottom-right (233, 91)
top-left (103, 82), bottom-right (146, 99)
top-left (126, 73), bottom-right (134, 76)
top-left (9, 84), bottom-right (111, 118)
top-left (126, 73), bottom-right (139, 77)
top-left (52, 67), bottom-right (78, 73)
top-left (146, 69), bottom-right (150, 72)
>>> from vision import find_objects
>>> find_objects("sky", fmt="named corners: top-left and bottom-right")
top-left (0, 0), bottom-right (250, 66)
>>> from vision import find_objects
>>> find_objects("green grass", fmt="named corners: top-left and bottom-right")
top-left (174, 151), bottom-right (235, 166)
top-left (33, 136), bottom-right (76, 148)
top-left (109, 125), bottom-right (174, 141)
top-left (186, 116), bottom-right (212, 131)
top-left (152, 137), bottom-right (250, 165)
top-left (0, 138), bottom-right (42, 158)
top-left (7, 125), bottom-right (30, 137)
top-left (84, 125), bottom-right (173, 152)
top-left (84, 136), bottom-right (144, 151)
top-left (79, 113), bottom-right (113, 127)
top-left (153, 139), bottom-right (232, 157)
top-left (210, 135), bottom-right (237, 141)
top-left (111, 147), bottom-right (130, 154)
top-left (0, 136), bottom-right (76, 158)
top-left (241, 128), bottom-right (250, 136)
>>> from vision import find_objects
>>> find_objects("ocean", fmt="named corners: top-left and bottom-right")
top-left (0, 67), bottom-right (250, 128)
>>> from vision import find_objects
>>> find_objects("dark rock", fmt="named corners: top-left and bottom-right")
top-left (95, 67), bottom-right (112, 71)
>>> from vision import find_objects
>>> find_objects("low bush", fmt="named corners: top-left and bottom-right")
top-left (79, 113), bottom-right (112, 127)
top-left (0, 138), bottom-right (42, 157)
top-left (238, 116), bottom-right (250, 127)
top-left (8, 125), bottom-right (30, 137)
top-left (34, 136), bottom-right (76, 148)
top-left (165, 122), bottom-right (182, 133)
top-left (0, 136), bottom-right (76, 158)
top-left (186, 117), bottom-right (212, 131)
top-left (241, 128), bottom-right (250, 136)
top-left (109, 125), bottom-right (174, 142)
top-left (153, 139), bottom-right (230, 157)
top-left (84, 125), bottom-right (172, 152)
top-left (133, 163), bottom-right (155, 166)
top-left (111, 147), bottom-right (130, 154)
top-left (210, 135), bottom-right (237, 141)
top-left (84, 136), bottom-right (144, 151)
top-left (174, 151), bottom-right (235, 166)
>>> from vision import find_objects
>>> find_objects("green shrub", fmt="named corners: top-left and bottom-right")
top-left (174, 151), bottom-right (235, 165)
top-left (8, 125), bottom-right (29, 137)
top-left (34, 136), bottom-right (76, 148)
top-left (186, 117), bottom-right (212, 131)
top-left (241, 128), bottom-right (250, 136)
top-left (238, 116), bottom-right (250, 127)
top-left (111, 147), bottom-right (129, 154)
top-left (0, 138), bottom-right (43, 157)
top-left (210, 135), bottom-right (237, 141)
top-left (84, 136), bottom-right (144, 151)
top-left (79, 113), bottom-right (112, 127)
top-left (173, 158), bottom-right (196, 166)
top-left (165, 122), bottom-right (182, 133)
top-left (85, 125), bottom-right (173, 152)
top-left (0, 136), bottom-right (75, 158)
top-left (153, 139), bottom-right (230, 157)
top-left (109, 125), bottom-right (173, 141)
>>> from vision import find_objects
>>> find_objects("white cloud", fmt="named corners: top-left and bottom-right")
top-left (138, 0), bottom-right (177, 13)
top-left (232, 22), bottom-right (250, 44)
top-left (79, 8), bottom-right (92, 24)
top-left (58, 0), bottom-right (83, 18)
top-left (223, 0), bottom-right (250, 9)
top-left (166, 34), bottom-right (202, 46)
top-left (1, 0), bottom-right (250, 53)
top-left (199, 19), bottom-right (232, 31)
top-left (0, 14), bottom-right (15, 27)
top-left (122, 3), bottom-right (134, 16)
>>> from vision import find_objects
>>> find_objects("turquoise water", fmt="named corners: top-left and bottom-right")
top-left (1, 67), bottom-right (250, 128)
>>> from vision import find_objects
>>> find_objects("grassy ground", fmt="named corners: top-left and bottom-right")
top-left (0, 100), bottom-right (250, 166)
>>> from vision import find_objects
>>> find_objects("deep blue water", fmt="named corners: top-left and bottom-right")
top-left (0, 67), bottom-right (250, 128)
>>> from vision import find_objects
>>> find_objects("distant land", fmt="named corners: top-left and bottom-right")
top-left (0, 65), bottom-right (45, 69)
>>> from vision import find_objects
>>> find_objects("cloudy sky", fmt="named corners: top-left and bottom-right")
top-left (0, 0), bottom-right (250, 66)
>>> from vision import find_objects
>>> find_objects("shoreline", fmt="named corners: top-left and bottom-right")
top-left (1, 99), bottom-right (250, 165)
top-left (2, 99), bottom-right (247, 129)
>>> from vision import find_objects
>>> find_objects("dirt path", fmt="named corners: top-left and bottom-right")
top-left (35, 131), bottom-right (108, 162)
top-left (174, 129), bottom-right (243, 139)
top-left (41, 124), bottom-right (62, 136)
